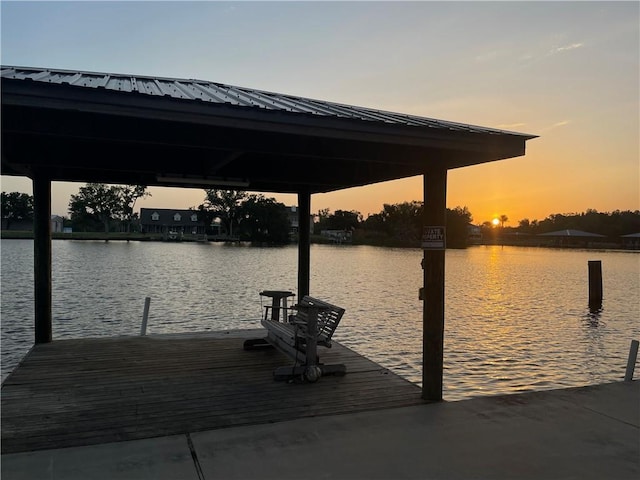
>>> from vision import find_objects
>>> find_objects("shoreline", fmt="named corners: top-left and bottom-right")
top-left (1, 230), bottom-right (639, 250)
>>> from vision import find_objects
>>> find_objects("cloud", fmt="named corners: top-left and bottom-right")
top-left (475, 50), bottom-right (501, 63)
top-left (552, 42), bottom-right (584, 54)
top-left (539, 120), bottom-right (571, 132)
top-left (517, 41), bottom-right (584, 70)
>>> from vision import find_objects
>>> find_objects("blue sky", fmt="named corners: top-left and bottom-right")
top-left (1, 1), bottom-right (638, 224)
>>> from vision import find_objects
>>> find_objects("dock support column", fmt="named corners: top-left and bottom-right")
top-left (588, 260), bottom-right (603, 309)
top-left (422, 168), bottom-right (447, 401)
top-left (33, 174), bottom-right (53, 344)
top-left (298, 190), bottom-right (311, 299)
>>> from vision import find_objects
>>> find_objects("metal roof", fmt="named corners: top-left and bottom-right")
top-left (538, 229), bottom-right (606, 237)
top-left (0, 66), bottom-right (532, 137)
top-left (139, 208), bottom-right (202, 225)
top-left (1, 65), bottom-right (537, 193)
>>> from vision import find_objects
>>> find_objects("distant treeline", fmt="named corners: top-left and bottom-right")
top-left (317, 205), bottom-right (640, 248)
top-left (2, 187), bottom-right (639, 247)
top-left (317, 203), bottom-right (474, 248)
top-left (512, 209), bottom-right (640, 237)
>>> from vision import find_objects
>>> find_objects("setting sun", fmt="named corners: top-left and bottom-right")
top-left (492, 218), bottom-right (500, 226)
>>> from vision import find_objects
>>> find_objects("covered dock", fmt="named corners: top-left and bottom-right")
top-left (1, 64), bottom-right (537, 401)
top-left (3, 65), bottom-right (639, 479)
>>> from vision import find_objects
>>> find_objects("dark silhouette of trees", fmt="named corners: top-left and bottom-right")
top-left (446, 206), bottom-right (473, 248)
top-left (358, 201), bottom-right (473, 247)
top-left (69, 184), bottom-right (121, 233)
top-left (315, 209), bottom-right (361, 233)
top-left (517, 209), bottom-right (640, 237)
top-left (197, 190), bottom-right (290, 243)
top-left (198, 190), bottom-right (248, 238)
top-left (58, 181), bottom-right (638, 247)
top-left (69, 183), bottom-right (149, 233)
top-left (360, 201), bottom-right (422, 246)
top-left (119, 186), bottom-right (151, 232)
top-left (238, 194), bottom-right (290, 244)
top-left (1, 191), bottom-right (34, 230)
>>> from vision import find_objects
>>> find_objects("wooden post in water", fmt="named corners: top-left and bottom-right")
top-left (422, 168), bottom-right (447, 401)
top-left (140, 297), bottom-right (151, 336)
top-left (588, 260), bottom-right (603, 308)
top-left (625, 340), bottom-right (639, 381)
top-left (33, 174), bottom-right (53, 344)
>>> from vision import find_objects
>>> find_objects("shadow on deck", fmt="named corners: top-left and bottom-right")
top-left (1, 329), bottom-right (424, 454)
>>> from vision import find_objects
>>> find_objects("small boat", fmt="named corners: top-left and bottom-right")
top-left (165, 230), bottom-right (182, 241)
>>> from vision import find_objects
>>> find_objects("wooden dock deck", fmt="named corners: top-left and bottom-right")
top-left (1, 330), bottom-right (424, 454)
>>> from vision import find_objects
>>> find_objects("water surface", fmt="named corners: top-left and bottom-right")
top-left (2, 240), bottom-right (638, 400)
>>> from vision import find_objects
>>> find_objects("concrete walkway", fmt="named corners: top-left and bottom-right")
top-left (2, 381), bottom-right (638, 480)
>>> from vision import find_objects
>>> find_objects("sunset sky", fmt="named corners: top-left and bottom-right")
top-left (1, 1), bottom-right (638, 226)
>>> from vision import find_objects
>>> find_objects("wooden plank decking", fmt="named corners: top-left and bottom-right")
top-left (1, 330), bottom-right (424, 454)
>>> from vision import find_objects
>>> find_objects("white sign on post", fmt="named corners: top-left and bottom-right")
top-left (421, 226), bottom-right (446, 250)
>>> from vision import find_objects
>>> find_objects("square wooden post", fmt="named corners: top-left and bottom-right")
top-left (422, 168), bottom-right (447, 401)
top-left (33, 174), bottom-right (53, 343)
top-left (297, 190), bottom-right (311, 299)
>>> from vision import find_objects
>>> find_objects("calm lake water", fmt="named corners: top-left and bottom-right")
top-left (1, 239), bottom-right (638, 401)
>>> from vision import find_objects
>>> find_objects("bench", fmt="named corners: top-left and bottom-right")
top-left (244, 295), bottom-right (346, 382)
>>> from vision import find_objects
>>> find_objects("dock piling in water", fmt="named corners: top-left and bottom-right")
top-left (140, 297), bottom-right (151, 336)
top-left (588, 260), bottom-right (603, 308)
top-left (625, 339), bottom-right (639, 381)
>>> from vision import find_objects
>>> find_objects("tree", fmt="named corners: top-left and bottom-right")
top-left (518, 218), bottom-right (531, 230)
top-left (314, 208), bottom-right (331, 234)
top-left (238, 194), bottom-right (290, 243)
top-left (380, 201), bottom-right (423, 244)
top-left (446, 206), bottom-right (473, 248)
top-left (499, 214), bottom-right (509, 228)
top-left (315, 209), bottom-right (361, 233)
top-left (117, 185), bottom-right (151, 232)
top-left (69, 183), bottom-right (149, 233)
top-left (199, 189), bottom-right (248, 237)
top-left (316, 208), bottom-right (330, 219)
top-left (330, 210), bottom-right (362, 230)
top-left (1, 191), bottom-right (34, 230)
top-left (359, 202), bottom-right (473, 247)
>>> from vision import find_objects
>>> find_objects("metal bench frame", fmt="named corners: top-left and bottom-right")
top-left (244, 295), bottom-right (346, 382)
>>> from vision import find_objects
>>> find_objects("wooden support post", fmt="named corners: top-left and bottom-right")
top-left (33, 174), bottom-right (53, 344)
top-left (588, 260), bottom-right (603, 308)
top-left (422, 168), bottom-right (447, 401)
top-left (298, 190), bottom-right (311, 299)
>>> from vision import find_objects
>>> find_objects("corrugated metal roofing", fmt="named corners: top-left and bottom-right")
top-left (538, 230), bottom-right (606, 237)
top-left (0, 65), bottom-right (535, 139)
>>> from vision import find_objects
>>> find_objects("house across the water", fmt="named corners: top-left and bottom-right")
top-left (139, 208), bottom-right (207, 237)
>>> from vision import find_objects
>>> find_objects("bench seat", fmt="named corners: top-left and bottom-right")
top-left (244, 295), bottom-right (346, 382)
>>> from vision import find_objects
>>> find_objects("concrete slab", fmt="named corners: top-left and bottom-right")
top-left (1, 382), bottom-right (637, 480)
top-left (191, 381), bottom-right (639, 480)
top-left (0, 434), bottom-right (199, 480)
top-left (547, 379), bottom-right (640, 426)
